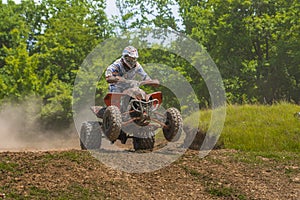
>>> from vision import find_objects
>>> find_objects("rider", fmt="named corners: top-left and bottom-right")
top-left (105, 46), bottom-right (151, 92)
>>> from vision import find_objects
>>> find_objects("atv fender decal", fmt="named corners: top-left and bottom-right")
top-left (149, 92), bottom-right (162, 106)
top-left (104, 93), bottom-right (124, 107)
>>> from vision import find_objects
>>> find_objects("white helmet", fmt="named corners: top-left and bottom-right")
top-left (122, 46), bottom-right (139, 69)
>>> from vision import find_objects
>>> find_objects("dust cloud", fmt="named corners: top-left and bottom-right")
top-left (0, 100), bottom-right (80, 152)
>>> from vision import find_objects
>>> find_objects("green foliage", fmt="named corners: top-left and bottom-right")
top-left (0, 42), bottom-right (40, 100)
top-left (176, 0), bottom-right (300, 104)
top-left (34, 0), bottom-right (109, 83)
top-left (0, 161), bottom-right (18, 172)
top-left (185, 103), bottom-right (300, 152)
top-left (0, 0), bottom-right (111, 128)
top-left (114, 0), bottom-right (179, 30)
top-left (40, 76), bottom-right (73, 129)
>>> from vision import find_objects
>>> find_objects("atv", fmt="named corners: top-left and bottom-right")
top-left (80, 79), bottom-right (182, 151)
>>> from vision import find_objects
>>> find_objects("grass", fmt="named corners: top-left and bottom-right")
top-left (182, 166), bottom-right (247, 199)
top-left (0, 161), bottom-right (18, 172)
top-left (229, 150), bottom-right (300, 173)
top-left (1, 184), bottom-right (106, 200)
top-left (41, 151), bottom-right (90, 164)
top-left (207, 186), bottom-right (247, 200)
top-left (185, 102), bottom-right (300, 152)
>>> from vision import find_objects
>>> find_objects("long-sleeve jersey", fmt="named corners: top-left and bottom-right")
top-left (105, 58), bottom-right (150, 92)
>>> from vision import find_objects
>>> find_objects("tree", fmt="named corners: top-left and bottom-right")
top-left (0, 0), bottom-right (29, 68)
top-left (176, 0), bottom-right (300, 104)
top-left (33, 0), bottom-right (110, 84)
top-left (0, 42), bottom-right (40, 100)
top-left (0, 0), bottom-right (113, 128)
top-left (114, 0), bottom-right (179, 30)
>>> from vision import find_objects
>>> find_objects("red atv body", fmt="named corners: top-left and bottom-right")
top-left (80, 80), bottom-right (182, 151)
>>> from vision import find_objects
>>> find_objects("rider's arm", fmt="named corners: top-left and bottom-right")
top-left (105, 63), bottom-right (125, 83)
top-left (106, 75), bottom-right (125, 83)
top-left (136, 63), bottom-right (151, 81)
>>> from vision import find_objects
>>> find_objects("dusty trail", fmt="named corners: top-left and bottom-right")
top-left (0, 101), bottom-right (82, 153)
top-left (0, 126), bottom-right (80, 152)
top-left (0, 149), bottom-right (299, 199)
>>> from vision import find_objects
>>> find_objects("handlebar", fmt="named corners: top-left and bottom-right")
top-left (140, 79), bottom-right (160, 87)
top-left (107, 77), bottom-right (160, 87)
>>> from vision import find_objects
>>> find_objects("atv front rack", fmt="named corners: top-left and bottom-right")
top-left (129, 99), bottom-right (160, 113)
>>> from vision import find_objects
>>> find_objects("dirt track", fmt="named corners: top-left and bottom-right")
top-left (0, 146), bottom-right (299, 199)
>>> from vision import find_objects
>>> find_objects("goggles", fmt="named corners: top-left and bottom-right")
top-left (124, 56), bottom-right (137, 66)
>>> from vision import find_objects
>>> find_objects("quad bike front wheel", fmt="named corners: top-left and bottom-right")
top-left (103, 105), bottom-right (122, 142)
top-left (80, 121), bottom-right (102, 150)
top-left (133, 135), bottom-right (155, 151)
top-left (163, 108), bottom-right (183, 142)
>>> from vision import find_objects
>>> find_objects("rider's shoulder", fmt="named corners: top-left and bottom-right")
top-left (135, 62), bottom-right (145, 71)
top-left (108, 59), bottom-right (122, 69)
top-left (135, 62), bottom-right (142, 69)
top-left (112, 58), bottom-right (122, 66)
